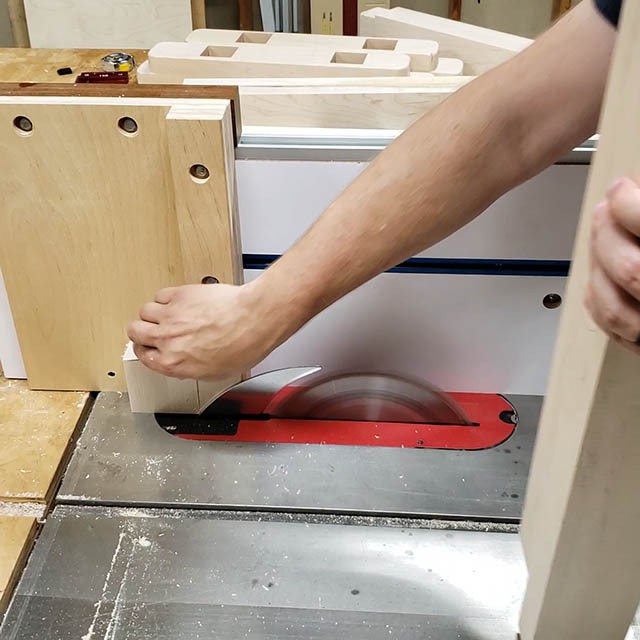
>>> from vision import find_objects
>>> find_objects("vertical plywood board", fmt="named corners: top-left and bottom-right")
top-left (519, 1), bottom-right (640, 638)
top-left (0, 97), bottom-right (239, 391)
top-left (166, 104), bottom-right (242, 284)
top-left (23, 0), bottom-right (194, 48)
top-left (0, 516), bottom-right (37, 613)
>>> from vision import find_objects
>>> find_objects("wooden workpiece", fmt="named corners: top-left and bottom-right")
top-left (147, 40), bottom-right (412, 78)
top-left (123, 342), bottom-right (238, 413)
top-left (359, 6), bottom-right (530, 75)
top-left (0, 516), bottom-right (37, 614)
top-left (519, 1), bottom-right (640, 638)
top-left (186, 28), bottom-right (439, 72)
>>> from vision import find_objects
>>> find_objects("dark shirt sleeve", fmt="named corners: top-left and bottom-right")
top-left (594, 0), bottom-right (622, 26)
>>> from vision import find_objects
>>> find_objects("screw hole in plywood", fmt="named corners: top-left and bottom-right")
top-left (117, 116), bottom-right (139, 137)
top-left (13, 115), bottom-right (33, 136)
top-left (107, 371), bottom-right (116, 377)
top-left (189, 164), bottom-right (210, 183)
top-left (543, 293), bottom-right (562, 309)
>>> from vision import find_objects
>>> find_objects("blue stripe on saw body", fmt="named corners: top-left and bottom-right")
top-left (243, 254), bottom-right (570, 277)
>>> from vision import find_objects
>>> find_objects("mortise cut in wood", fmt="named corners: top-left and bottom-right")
top-left (186, 28), bottom-right (439, 72)
top-left (0, 96), bottom-right (240, 391)
top-left (518, 0), bottom-right (640, 638)
top-left (147, 40), bottom-right (412, 78)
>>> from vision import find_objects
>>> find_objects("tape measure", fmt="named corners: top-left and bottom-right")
top-left (101, 52), bottom-right (135, 72)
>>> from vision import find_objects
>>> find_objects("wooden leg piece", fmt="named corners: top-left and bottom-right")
top-left (519, 2), bottom-right (640, 638)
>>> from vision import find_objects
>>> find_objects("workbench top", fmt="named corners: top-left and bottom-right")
top-left (0, 47), bottom-right (148, 83)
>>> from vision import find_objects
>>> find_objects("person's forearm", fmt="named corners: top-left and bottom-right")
top-left (248, 0), bottom-right (612, 352)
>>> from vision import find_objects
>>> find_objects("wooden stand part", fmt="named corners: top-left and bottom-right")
top-left (186, 28), bottom-right (439, 72)
top-left (147, 41), bottom-right (412, 78)
top-left (359, 6), bottom-right (530, 75)
top-left (519, 1), bottom-right (640, 638)
top-left (0, 96), bottom-right (241, 391)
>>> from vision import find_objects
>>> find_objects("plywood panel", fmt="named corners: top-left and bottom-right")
top-left (0, 516), bottom-right (37, 613)
top-left (0, 375), bottom-right (88, 502)
top-left (519, 0), bottom-right (640, 637)
top-left (165, 104), bottom-right (242, 284)
top-left (23, 0), bottom-right (194, 48)
top-left (0, 96), bottom-right (236, 391)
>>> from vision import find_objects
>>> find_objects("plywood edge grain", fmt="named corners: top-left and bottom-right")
top-left (0, 516), bottom-right (37, 614)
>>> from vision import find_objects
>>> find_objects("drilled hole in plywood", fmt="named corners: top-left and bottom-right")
top-left (236, 32), bottom-right (272, 43)
top-left (13, 115), bottom-right (33, 136)
top-left (117, 116), bottom-right (139, 137)
top-left (107, 371), bottom-right (116, 377)
top-left (189, 164), bottom-right (210, 183)
top-left (331, 52), bottom-right (367, 65)
top-left (363, 38), bottom-right (397, 51)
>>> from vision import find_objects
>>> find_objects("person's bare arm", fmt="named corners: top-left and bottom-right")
top-left (129, 1), bottom-right (616, 379)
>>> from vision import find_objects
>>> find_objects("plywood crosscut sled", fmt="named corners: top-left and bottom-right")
top-left (0, 95), bottom-right (242, 391)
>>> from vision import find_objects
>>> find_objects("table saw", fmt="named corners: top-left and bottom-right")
top-left (1, 114), bottom-right (639, 639)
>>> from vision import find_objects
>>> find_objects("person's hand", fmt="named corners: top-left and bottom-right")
top-left (127, 281), bottom-right (280, 380)
top-left (586, 176), bottom-right (640, 354)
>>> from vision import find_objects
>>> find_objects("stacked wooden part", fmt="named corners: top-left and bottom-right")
top-left (136, 11), bottom-right (531, 131)
top-left (518, 0), bottom-right (640, 638)
top-left (0, 91), bottom-right (242, 392)
top-left (359, 6), bottom-right (531, 75)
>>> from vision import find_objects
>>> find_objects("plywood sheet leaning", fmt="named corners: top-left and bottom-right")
top-left (0, 96), bottom-right (241, 391)
top-left (359, 6), bottom-right (531, 75)
top-left (0, 374), bottom-right (89, 503)
top-left (518, 1), bottom-right (640, 638)
top-left (0, 516), bottom-right (37, 614)
top-left (23, 0), bottom-right (194, 48)
top-left (147, 41), bottom-right (412, 79)
top-left (186, 28), bottom-right (439, 72)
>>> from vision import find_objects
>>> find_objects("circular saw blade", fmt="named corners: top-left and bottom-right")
top-left (265, 371), bottom-right (473, 425)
